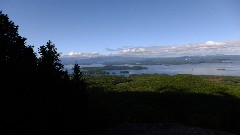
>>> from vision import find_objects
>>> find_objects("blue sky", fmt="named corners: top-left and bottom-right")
top-left (0, 0), bottom-right (240, 56)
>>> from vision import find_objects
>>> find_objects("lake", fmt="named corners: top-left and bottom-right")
top-left (65, 62), bottom-right (240, 76)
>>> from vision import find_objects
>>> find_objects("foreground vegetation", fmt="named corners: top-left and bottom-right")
top-left (1, 11), bottom-right (87, 135)
top-left (85, 74), bottom-right (240, 134)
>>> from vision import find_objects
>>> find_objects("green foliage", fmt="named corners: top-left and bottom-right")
top-left (87, 74), bottom-right (240, 96)
top-left (85, 74), bottom-right (240, 133)
top-left (86, 75), bottom-right (132, 90)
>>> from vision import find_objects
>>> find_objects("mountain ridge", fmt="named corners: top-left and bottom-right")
top-left (60, 55), bottom-right (240, 65)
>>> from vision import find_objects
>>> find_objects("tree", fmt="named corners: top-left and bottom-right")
top-left (0, 11), bottom-right (37, 87)
top-left (37, 40), bottom-right (66, 83)
top-left (0, 11), bottom-right (25, 64)
top-left (0, 11), bottom-right (88, 134)
top-left (70, 61), bottom-right (87, 133)
top-left (72, 61), bottom-right (83, 85)
top-left (0, 11), bottom-right (40, 135)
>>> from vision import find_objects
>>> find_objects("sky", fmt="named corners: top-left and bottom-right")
top-left (0, 0), bottom-right (240, 57)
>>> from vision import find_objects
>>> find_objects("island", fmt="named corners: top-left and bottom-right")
top-left (120, 71), bottom-right (129, 73)
top-left (82, 65), bottom-right (147, 75)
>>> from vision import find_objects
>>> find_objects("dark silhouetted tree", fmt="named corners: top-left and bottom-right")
top-left (37, 40), bottom-right (67, 84)
top-left (0, 11), bottom-right (39, 135)
top-left (72, 61), bottom-right (83, 85)
top-left (69, 61), bottom-right (88, 133)
top-left (0, 11), bottom-right (37, 87)
top-left (0, 11), bottom-right (87, 135)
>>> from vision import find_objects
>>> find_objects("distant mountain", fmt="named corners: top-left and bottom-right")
top-left (60, 55), bottom-right (240, 65)
top-left (60, 56), bottom-right (146, 65)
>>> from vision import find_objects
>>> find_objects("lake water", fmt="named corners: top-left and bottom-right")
top-left (65, 62), bottom-right (240, 76)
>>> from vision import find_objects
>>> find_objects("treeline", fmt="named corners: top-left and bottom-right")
top-left (82, 65), bottom-right (147, 75)
top-left (0, 11), bottom-right (87, 134)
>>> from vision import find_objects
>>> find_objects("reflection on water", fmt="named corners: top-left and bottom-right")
top-left (65, 62), bottom-right (240, 76)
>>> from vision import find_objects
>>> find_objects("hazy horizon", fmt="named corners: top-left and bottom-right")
top-left (65, 40), bottom-right (240, 58)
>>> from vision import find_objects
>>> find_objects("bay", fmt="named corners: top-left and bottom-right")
top-left (65, 62), bottom-right (240, 76)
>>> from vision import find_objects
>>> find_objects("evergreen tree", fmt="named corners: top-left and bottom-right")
top-left (0, 11), bottom-right (26, 64)
top-left (0, 11), bottom-right (37, 87)
top-left (0, 11), bottom-right (87, 134)
top-left (37, 40), bottom-right (66, 83)
top-left (0, 11), bottom-right (39, 135)
top-left (72, 61), bottom-right (83, 85)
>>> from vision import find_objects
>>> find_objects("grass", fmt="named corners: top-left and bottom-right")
top-left (84, 74), bottom-right (240, 134)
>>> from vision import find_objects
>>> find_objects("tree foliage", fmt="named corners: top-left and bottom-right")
top-left (0, 11), bottom-right (37, 87)
top-left (37, 40), bottom-right (66, 83)
top-left (1, 11), bottom-right (87, 134)
top-left (72, 61), bottom-right (83, 83)
top-left (0, 11), bottom-right (25, 63)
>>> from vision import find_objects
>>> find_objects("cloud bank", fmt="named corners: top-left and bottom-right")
top-left (108, 41), bottom-right (240, 57)
top-left (68, 52), bottom-right (101, 58)
top-left (66, 40), bottom-right (240, 57)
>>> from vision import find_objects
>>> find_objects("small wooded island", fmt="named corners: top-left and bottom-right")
top-left (82, 65), bottom-right (147, 75)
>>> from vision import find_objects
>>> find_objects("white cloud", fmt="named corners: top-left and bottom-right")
top-left (68, 51), bottom-right (100, 58)
top-left (121, 48), bottom-right (146, 54)
top-left (107, 40), bottom-right (240, 57)
top-left (66, 40), bottom-right (240, 57)
top-left (203, 41), bottom-right (226, 46)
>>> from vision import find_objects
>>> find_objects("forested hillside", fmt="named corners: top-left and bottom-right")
top-left (85, 75), bottom-right (240, 134)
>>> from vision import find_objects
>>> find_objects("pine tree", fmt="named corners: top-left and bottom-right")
top-left (72, 61), bottom-right (83, 84)
top-left (37, 40), bottom-right (66, 83)
top-left (0, 11), bottom-right (37, 87)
